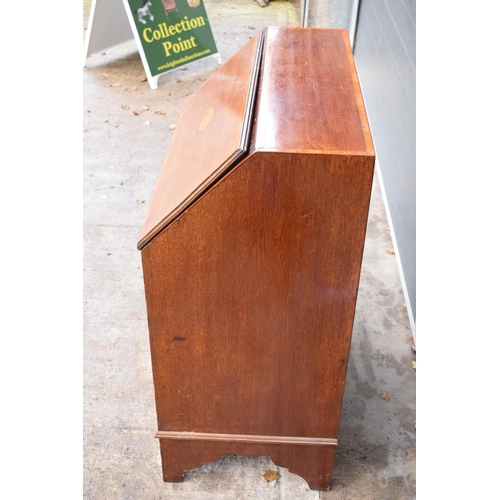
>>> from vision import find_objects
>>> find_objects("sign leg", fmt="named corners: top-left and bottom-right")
top-left (148, 75), bottom-right (159, 90)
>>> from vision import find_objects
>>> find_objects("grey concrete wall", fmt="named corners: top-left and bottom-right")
top-left (304, 0), bottom-right (359, 45)
top-left (353, 0), bottom-right (416, 335)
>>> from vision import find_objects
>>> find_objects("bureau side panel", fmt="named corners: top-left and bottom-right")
top-left (141, 151), bottom-right (374, 439)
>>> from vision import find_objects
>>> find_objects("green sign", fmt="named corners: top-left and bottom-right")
top-left (127, 0), bottom-right (218, 77)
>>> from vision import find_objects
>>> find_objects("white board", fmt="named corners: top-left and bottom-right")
top-left (83, 0), bottom-right (134, 65)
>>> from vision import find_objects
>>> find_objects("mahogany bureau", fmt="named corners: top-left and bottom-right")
top-left (138, 26), bottom-right (375, 490)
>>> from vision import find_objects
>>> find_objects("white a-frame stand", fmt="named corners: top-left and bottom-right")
top-left (83, 0), bottom-right (221, 90)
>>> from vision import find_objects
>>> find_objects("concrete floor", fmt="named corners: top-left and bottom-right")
top-left (83, 0), bottom-right (416, 498)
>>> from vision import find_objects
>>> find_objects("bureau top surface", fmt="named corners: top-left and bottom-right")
top-left (253, 26), bottom-right (373, 155)
top-left (138, 27), bottom-right (374, 250)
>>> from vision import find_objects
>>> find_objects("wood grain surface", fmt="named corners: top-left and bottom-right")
top-left (253, 27), bottom-right (373, 155)
top-left (138, 32), bottom-right (263, 250)
top-left (141, 151), bottom-right (374, 438)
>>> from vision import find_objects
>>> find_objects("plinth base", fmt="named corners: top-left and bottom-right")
top-left (157, 432), bottom-right (337, 491)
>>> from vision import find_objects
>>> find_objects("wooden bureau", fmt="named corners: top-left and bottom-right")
top-left (138, 26), bottom-right (375, 490)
